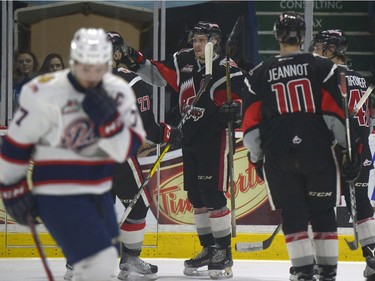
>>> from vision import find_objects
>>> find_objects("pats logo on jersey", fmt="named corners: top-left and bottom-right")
top-left (62, 118), bottom-right (97, 151)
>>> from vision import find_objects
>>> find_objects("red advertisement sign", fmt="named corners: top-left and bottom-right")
top-left (140, 140), bottom-right (282, 225)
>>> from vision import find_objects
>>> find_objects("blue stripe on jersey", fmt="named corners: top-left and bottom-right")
top-left (32, 162), bottom-right (114, 184)
top-left (1, 137), bottom-right (34, 163)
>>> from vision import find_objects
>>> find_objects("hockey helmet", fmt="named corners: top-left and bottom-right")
top-left (70, 28), bottom-right (112, 66)
top-left (192, 21), bottom-right (222, 42)
top-left (309, 29), bottom-right (348, 56)
top-left (274, 11), bottom-right (305, 45)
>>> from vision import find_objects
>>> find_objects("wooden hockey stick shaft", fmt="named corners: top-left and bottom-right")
top-left (26, 214), bottom-right (55, 281)
top-left (235, 224), bottom-right (282, 252)
top-left (339, 71), bottom-right (359, 250)
top-left (118, 42), bottom-right (214, 226)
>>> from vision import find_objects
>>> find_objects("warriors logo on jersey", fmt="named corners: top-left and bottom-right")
top-left (179, 77), bottom-right (205, 122)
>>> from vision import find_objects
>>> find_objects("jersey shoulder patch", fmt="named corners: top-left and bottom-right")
top-left (117, 67), bottom-right (131, 74)
top-left (177, 48), bottom-right (193, 55)
top-left (219, 57), bottom-right (238, 68)
top-left (37, 74), bottom-right (55, 84)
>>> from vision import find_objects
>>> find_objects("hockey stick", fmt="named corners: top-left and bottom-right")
top-left (118, 42), bottom-right (214, 226)
top-left (339, 71), bottom-right (359, 251)
top-left (225, 16), bottom-right (243, 238)
top-left (26, 214), bottom-right (55, 281)
top-left (235, 224), bottom-right (282, 252)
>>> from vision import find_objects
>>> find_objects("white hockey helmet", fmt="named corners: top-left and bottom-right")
top-left (70, 28), bottom-right (112, 66)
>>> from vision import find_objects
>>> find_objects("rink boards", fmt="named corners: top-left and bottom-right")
top-left (0, 229), bottom-right (364, 261)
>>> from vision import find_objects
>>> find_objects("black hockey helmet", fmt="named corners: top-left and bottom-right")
top-left (106, 31), bottom-right (129, 57)
top-left (274, 11), bottom-right (305, 45)
top-left (192, 21), bottom-right (222, 43)
top-left (309, 29), bottom-right (348, 56)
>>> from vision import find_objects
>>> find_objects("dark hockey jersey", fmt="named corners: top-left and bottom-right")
top-left (242, 52), bottom-right (346, 162)
top-left (149, 48), bottom-right (248, 149)
top-left (114, 67), bottom-right (161, 144)
top-left (339, 64), bottom-right (373, 169)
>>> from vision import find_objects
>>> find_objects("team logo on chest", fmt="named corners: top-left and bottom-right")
top-left (62, 118), bottom-right (97, 151)
top-left (179, 78), bottom-right (205, 122)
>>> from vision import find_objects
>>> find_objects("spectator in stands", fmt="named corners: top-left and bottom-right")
top-left (39, 53), bottom-right (65, 75)
top-left (13, 50), bottom-right (39, 110)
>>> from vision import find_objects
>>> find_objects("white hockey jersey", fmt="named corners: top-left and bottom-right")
top-left (0, 69), bottom-right (146, 195)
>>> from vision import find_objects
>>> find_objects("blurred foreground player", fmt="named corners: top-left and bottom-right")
top-left (0, 28), bottom-right (145, 281)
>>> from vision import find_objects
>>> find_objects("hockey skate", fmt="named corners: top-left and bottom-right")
top-left (289, 267), bottom-right (315, 281)
top-left (183, 246), bottom-right (214, 276)
top-left (364, 255), bottom-right (375, 278)
top-left (63, 263), bottom-right (73, 281)
top-left (208, 247), bottom-right (233, 280)
top-left (363, 245), bottom-right (375, 279)
top-left (289, 264), bottom-right (318, 281)
top-left (118, 252), bottom-right (158, 280)
top-left (314, 265), bottom-right (336, 281)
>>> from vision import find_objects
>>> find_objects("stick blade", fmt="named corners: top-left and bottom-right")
top-left (235, 241), bottom-right (263, 252)
top-left (345, 237), bottom-right (359, 250)
top-left (235, 224), bottom-right (282, 252)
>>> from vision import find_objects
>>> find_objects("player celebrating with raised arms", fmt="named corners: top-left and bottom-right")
top-left (122, 21), bottom-right (248, 279)
top-left (242, 12), bottom-right (361, 281)
top-left (0, 28), bottom-right (145, 281)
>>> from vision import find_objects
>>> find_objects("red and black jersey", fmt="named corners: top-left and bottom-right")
top-left (150, 48), bottom-right (247, 148)
top-left (242, 52), bottom-right (346, 162)
top-left (114, 67), bottom-right (161, 144)
top-left (340, 64), bottom-right (373, 169)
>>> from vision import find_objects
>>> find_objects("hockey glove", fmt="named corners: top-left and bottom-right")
top-left (82, 87), bottom-right (124, 138)
top-left (219, 101), bottom-right (242, 125)
top-left (247, 152), bottom-right (264, 181)
top-left (159, 123), bottom-right (183, 147)
top-left (0, 178), bottom-right (37, 225)
top-left (122, 47), bottom-right (145, 72)
top-left (340, 139), bottom-right (362, 183)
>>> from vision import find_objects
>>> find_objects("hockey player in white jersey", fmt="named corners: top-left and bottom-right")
top-left (0, 28), bottom-right (146, 281)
